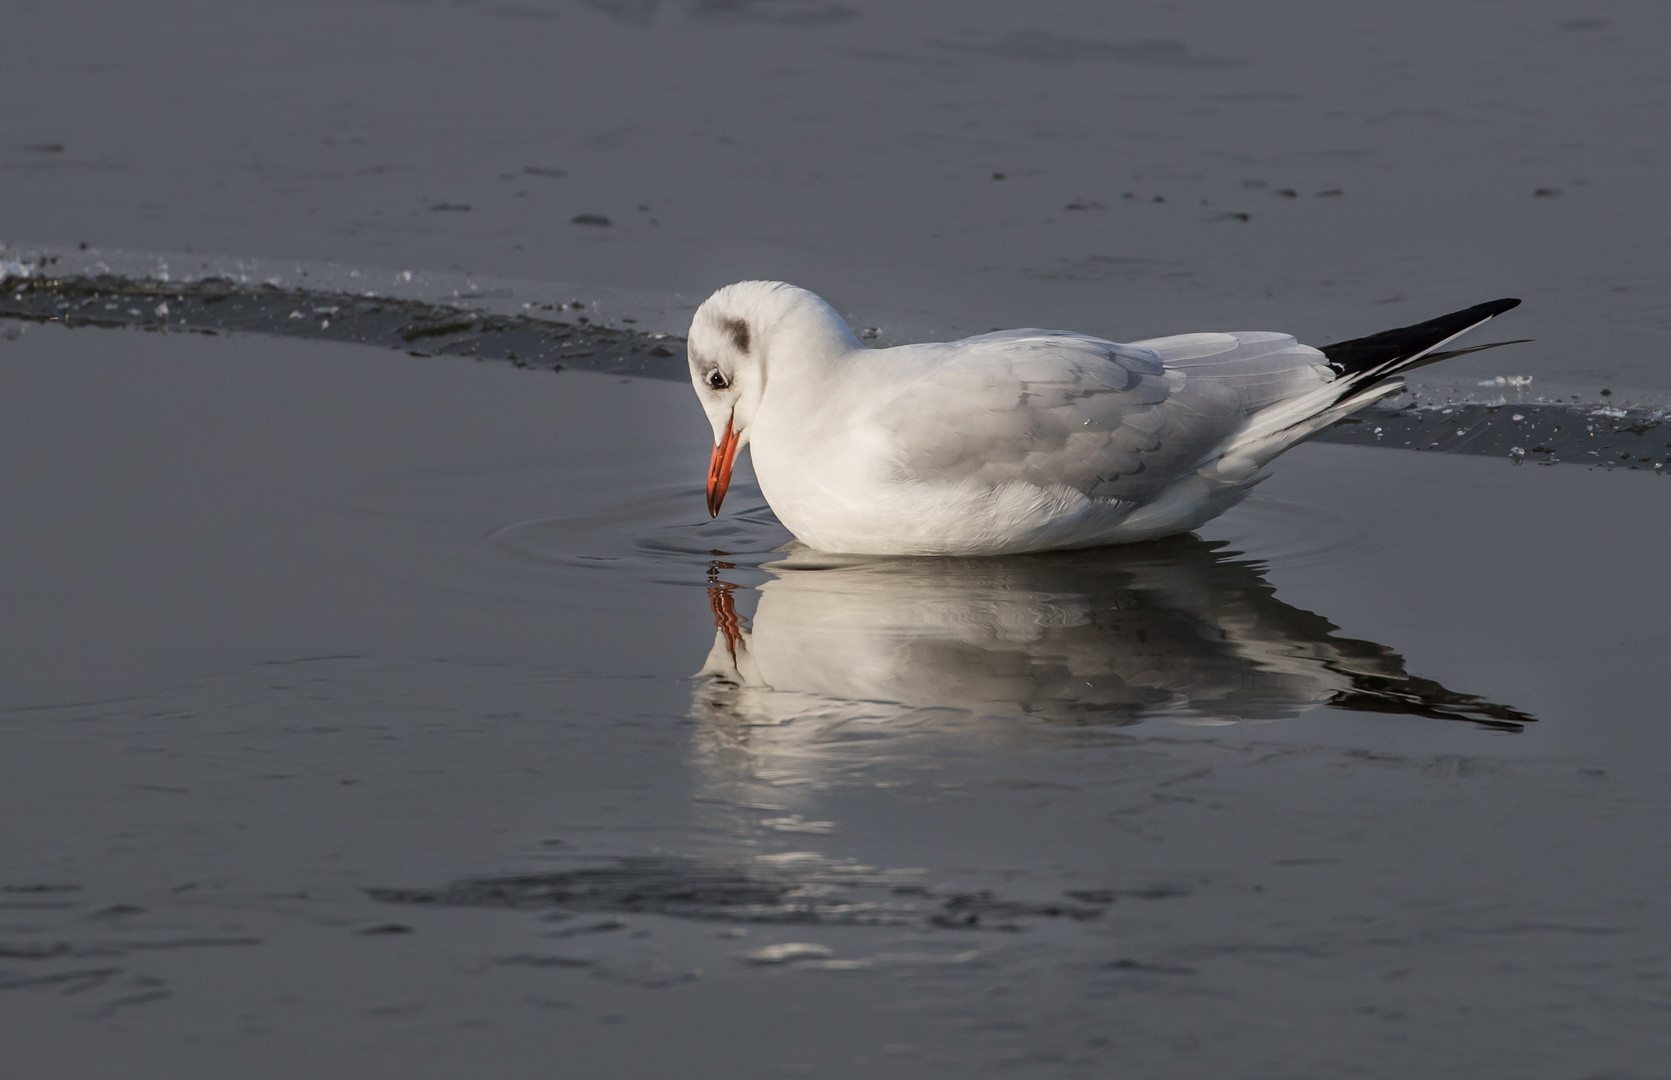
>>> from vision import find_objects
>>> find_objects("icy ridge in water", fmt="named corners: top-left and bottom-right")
top-left (2, 244), bottom-right (1665, 469)
top-left (0, 255), bottom-right (693, 380)
top-left (1320, 399), bottom-right (1667, 471)
top-left (0, 240), bottom-right (702, 335)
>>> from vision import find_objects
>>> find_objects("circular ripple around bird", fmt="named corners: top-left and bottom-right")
top-left (1201, 491), bottom-right (1379, 578)
top-left (490, 479), bottom-right (1374, 588)
top-left (490, 480), bottom-right (794, 586)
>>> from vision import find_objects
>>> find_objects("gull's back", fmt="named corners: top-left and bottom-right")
top-left (859, 327), bottom-right (1334, 508)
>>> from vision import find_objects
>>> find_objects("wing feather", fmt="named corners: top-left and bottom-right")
top-left (870, 329), bottom-right (1323, 506)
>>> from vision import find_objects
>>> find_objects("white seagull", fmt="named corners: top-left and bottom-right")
top-left (688, 282), bottom-right (1521, 556)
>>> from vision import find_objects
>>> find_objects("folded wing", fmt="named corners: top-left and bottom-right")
top-left (877, 328), bottom-right (1335, 506)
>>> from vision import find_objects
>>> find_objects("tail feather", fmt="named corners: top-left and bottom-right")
top-left (1208, 298), bottom-right (1524, 482)
top-left (1410, 337), bottom-right (1533, 366)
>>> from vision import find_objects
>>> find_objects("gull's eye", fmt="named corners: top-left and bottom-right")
top-left (707, 370), bottom-right (730, 391)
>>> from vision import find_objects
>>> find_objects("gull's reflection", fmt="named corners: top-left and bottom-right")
top-left (694, 536), bottom-right (1530, 737)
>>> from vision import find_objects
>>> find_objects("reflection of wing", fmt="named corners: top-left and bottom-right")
top-left (877, 330), bottom-right (1334, 507)
top-left (695, 537), bottom-right (1531, 733)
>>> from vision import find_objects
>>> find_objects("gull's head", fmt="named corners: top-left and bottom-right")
top-left (687, 280), bottom-right (861, 516)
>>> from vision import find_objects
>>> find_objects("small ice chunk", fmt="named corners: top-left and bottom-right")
top-left (759, 815), bottom-right (834, 834)
top-left (743, 943), bottom-right (834, 965)
top-left (154, 301), bottom-right (169, 316)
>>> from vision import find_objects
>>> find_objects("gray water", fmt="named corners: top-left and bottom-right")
top-left (4, 3), bottom-right (1671, 1078)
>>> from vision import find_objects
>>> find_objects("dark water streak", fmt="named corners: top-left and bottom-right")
top-left (370, 852), bottom-right (1117, 930)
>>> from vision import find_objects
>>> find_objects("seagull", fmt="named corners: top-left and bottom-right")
top-left (688, 282), bottom-right (1521, 556)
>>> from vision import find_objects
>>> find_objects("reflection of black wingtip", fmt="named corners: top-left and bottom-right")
top-left (1327, 672), bottom-right (1535, 733)
top-left (1317, 626), bottom-right (1536, 731)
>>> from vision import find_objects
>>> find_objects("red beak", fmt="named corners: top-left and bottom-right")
top-left (706, 417), bottom-right (741, 518)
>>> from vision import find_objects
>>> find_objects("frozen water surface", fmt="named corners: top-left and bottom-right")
top-left (3, 0), bottom-right (1671, 1076)
top-left (6, 0), bottom-right (1671, 396)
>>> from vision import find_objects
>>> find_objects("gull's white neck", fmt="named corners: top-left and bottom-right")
top-left (745, 288), bottom-right (866, 430)
top-left (758, 289), bottom-right (865, 377)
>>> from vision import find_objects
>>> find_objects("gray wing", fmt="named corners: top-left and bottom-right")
top-left (876, 329), bottom-right (1331, 505)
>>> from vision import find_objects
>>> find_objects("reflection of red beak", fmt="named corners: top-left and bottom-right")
top-left (706, 417), bottom-right (740, 518)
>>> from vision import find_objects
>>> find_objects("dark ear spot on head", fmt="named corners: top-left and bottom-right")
top-left (722, 317), bottom-right (750, 355)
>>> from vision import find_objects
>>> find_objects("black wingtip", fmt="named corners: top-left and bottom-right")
top-left (1320, 298), bottom-right (1524, 380)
